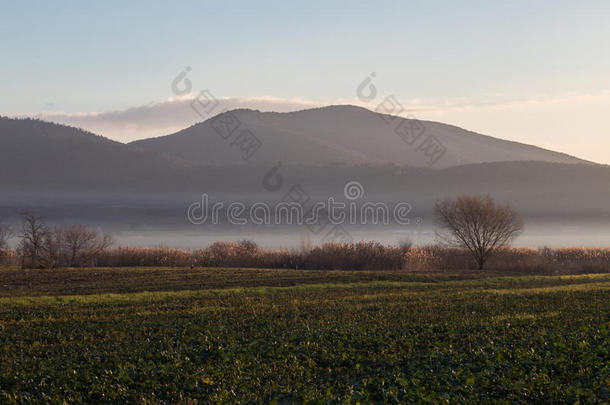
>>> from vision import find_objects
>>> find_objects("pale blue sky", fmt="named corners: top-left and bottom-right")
top-left (1, 0), bottom-right (610, 162)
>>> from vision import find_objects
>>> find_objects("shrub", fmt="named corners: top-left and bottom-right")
top-left (2, 242), bottom-right (608, 274)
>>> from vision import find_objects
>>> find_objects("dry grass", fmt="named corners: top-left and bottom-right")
top-left (2, 242), bottom-right (609, 274)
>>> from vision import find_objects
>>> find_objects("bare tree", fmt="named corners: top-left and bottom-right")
top-left (434, 195), bottom-right (523, 270)
top-left (60, 224), bottom-right (113, 267)
top-left (0, 220), bottom-right (12, 265)
top-left (0, 221), bottom-right (11, 250)
top-left (39, 226), bottom-right (64, 269)
top-left (18, 217), bottom-right (113, 268)
top-left (18, 211), bottom-right (48, 268)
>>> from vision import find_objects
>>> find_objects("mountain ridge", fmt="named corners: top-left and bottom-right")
top-left (129, 105), bottom-right (592, 168)
top-left (0, 108), bottom-right (603, 195)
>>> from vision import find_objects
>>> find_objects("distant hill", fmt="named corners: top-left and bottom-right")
top-left (0, 117), bottom-right (194, 190)
top-left (130, 105), bottom-right (590, 168)
top-left (0, 113), bottom-right (606, 247)
top-left (0, 113), bottom-right (608, 241)
top-left (0, 113), bottom-right (607, 214)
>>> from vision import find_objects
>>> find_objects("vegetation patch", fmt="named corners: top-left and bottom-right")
top-left (0, 270), bottom-right (608, 403)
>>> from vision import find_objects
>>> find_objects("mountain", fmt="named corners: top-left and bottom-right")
top-left (0, 114), bottom-right (608, 238)
top-left (0, 117), bottom-right (194, 190)
top-left (129, 105), bottom-right (590, 168)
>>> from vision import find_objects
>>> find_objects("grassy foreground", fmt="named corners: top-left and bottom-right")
top-left (0, 268), bottom-right (608, 403)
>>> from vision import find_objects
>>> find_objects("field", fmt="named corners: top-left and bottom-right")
top-left (0, 267), bottom-right (608, 403)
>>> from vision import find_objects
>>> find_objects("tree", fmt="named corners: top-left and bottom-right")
top-left (60, 224), bottom-right (113, 267)
top-left (434, 195), bottom-right (523, 270)
top-left (18, 211), bottom-right (48, 268)
top-left (0, 220), bottom-right (12, 265)
top-left (18, 217), bottom-right (113, 269)
top-left (39, 226), bottom-right (64, 269)
top-left (0, 221), bottom-right (11, 250)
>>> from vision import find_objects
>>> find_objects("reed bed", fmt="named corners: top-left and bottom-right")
top-left (2, 242), bottom-right (609, 274)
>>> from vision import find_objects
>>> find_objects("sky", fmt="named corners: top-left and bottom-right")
top-left (1, 0), bottom-right (609, 163)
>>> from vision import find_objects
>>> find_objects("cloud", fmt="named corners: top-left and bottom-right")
top-left (24, 95), bottom-right (327, 142)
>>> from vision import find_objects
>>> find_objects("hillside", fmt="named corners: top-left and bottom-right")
top-left (0, 117), bottom-right (193, 190)
top-left (130, 105), bottom-right (590, 168)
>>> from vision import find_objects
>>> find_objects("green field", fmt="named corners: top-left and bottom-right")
top-left (0, 268), bottom-right (608, 403)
